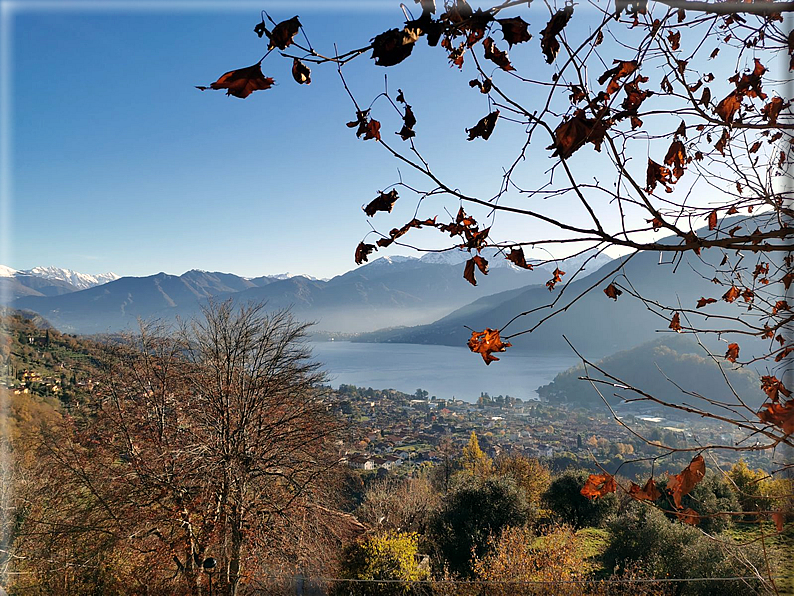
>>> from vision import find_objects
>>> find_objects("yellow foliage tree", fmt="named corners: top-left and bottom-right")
top-left (461, 431), bottom-right (492, 480)
top-left (339, 531), bottom-right (429, 596)
top-left (495, 454), bottom-right (550, 510)
top-left (727, 460), bottom-right (785, 519)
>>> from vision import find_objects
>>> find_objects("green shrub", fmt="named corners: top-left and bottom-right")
top-left (430, 477), bottom-right (531, 578)
top-left (603, 504), bottom-right (767, 596)
top-left (543, 470), bottom-right (617, 529)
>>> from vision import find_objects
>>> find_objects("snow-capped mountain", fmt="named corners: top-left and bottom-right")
top-left (0, 265), bottom-right (18, 278)
top-left (418, 249), bottom-right (523, 270)
top-left (264, 272), bottom-right (327, 282)
top-left (0, 265), bottom-right (120, 303)
top-left (6, 250), bottom-right (613, 335)
top-left (18, 266), bottom-right (119, 290)
top-left (417, 247), bottom-right (613, 272)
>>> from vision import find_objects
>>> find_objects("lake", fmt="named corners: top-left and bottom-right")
top-left (309, 341), bottom-right (577, 403)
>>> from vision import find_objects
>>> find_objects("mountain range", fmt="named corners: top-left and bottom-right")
top-left (0, 265), bottom-right (120, 300)
top-left (9, 219), bottom-right (775, 364)
top-left (6, 251), bottom-right (613, 335)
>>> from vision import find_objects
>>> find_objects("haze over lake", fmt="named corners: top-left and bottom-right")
top-left (310, 342), bottom-right (577, 403)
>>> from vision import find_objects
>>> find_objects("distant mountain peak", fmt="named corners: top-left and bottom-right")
top-left (367, 256), bottom-right (418, 266)
top-left (416, 248), bottom-right (613, 273)
top-left (265, 272), bottom-right (326, 282)
top-left (20, 266), bottom-right (120, 290)
top-left (418, 251), bottom-right (468, 266)
top-left (0, 265), bottom-right (18, 278)
top-left (1, 265), bottom-right (119, 290)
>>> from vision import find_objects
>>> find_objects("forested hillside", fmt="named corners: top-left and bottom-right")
top-left (537, 335), bottom-right (762, 412)
top-left (0, 311), bottom-right (103, 440)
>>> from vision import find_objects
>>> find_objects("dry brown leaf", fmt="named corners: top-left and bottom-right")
top-left (463, 255), bottom-right (489, 286)
top-left (548, 110), bottom-right (610, 158)
top-left (716, 92), bottom-right (742, 123)
top-left (468, 328), bottom-right (511, 364)
top-left (506, 247), bottom-right (533, 269)
top-left (466, 110), bottom-right (500, 141)
top-left (761, 375), bottom-right (791, 403)
top-left (667, 30), bottom-right (681, 51)
top-left (598, 60), bottom-right (638, 95)
top-left (469, 77), bottom-right (493, 94)
top-left (199, 63), bottom-right (274, 99)
top-left (664, 139), bottom-right (687, 180)
top-left (604, 283), bottom-right (622, 300)
top-left (546, 268), bottom-right (565, 291)
top-left (757, 400), bottom-right (794, 435)
top-left (498, 16), bottom-right (531, 47)
top-left (291, 58), bottom-right (311, 85)
top-left (266, 16), bottom-right (301, 50)
top-left (363, 189), bottom-right (399, 217)
top-left (355, 242), bottom-right (377, 265)
top-left (775, 345), bottom-right (793, 363)
top-left (347, 110), bottom-right (382, 142)
top-left (647, 217), bottom-right (664, 231)
top-left (762, 96), bottom-right (787, 126)
top-left (581, 473), bottom-right (617, 499)
top-left (646, 159), bottom-right (674, 193)
top-left (372, 27), bottom-right (420, 66)
top-left (629, 477), bottom-right (661, 501)
top-left (482, 37), bottom-right (514, 71)
top-left (540, 6), bottom-right (574, 64)
top-left (722, 286), bottom-right (741, 303)
top-left (397, 99), bottom-right (417, 141)
top-left (696, 297), bottom-right (717, 308)
top-left (715, 129), bottom-right (730, 155)
top-left (667, 455), bottom-right (706, 509)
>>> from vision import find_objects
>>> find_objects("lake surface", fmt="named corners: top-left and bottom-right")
top-left (310, 342), bottom-right (577, 403)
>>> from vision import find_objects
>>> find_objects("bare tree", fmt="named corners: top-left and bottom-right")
top-left (15, 302), bottom-right (342, 596)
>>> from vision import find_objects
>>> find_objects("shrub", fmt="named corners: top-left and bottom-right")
top-left (338, 531), bottom-right (429, 596)
top-left (430, 477), bottom-right (531, 578)
top-left (603, 504), bottom-right (767, 596)
top-left (543, 470), bottom-right (617, 529)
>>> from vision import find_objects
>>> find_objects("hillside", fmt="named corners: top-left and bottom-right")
top-left (0, 275), bottom-right (82, 301)
top-left (536, 335), bottom-right (762, 413)
top-left (1, 310), bottom-right (106, 441)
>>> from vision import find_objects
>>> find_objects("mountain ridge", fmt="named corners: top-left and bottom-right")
top-left (8, 249), bottom-right (613, 336)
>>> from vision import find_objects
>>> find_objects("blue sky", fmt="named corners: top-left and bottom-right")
top-left (2, 0), bottom-right (610, 279)
top-left (1, 0), bottom-right (754, 279)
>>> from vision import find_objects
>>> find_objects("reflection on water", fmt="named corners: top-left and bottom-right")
top-left (310, 342), bottom-right (576, 403)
